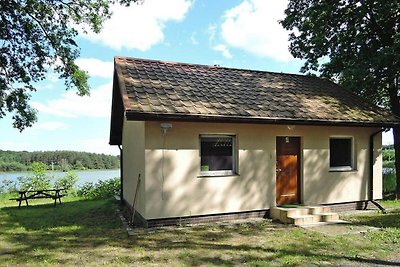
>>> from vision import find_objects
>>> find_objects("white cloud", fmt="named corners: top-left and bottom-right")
top-left (32, 82), bottom-right (113, 118)
top-left (79, 137), bottom-right (120, 156)
top-left (20, 121), bottom-right (69, 136)
top-left (383, 129), bottom-right (394, 145)
top-left (33, 121), bottom-right (68, 131)
top-left (75, 58), bottom-right (113, 78)
top-left (190, 32), bottom-right (198, 45)
top-left (220, 0), bottom-right (292, 62)
top-left (82, 0), bottom-right (192, 51)
top-left (213, 44), bottom-right (232, 58)
top-left (207, 24), bottom-right (217, 44)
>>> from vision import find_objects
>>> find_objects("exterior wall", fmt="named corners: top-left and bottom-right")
top-left (140, 121), bottom-right (381, 220)
top-left (122, 119), bottom-right (146, 216)
top-left (373, 132), bottom-right (383, 199)
top-left (302, 127), bottom-right (381, 205)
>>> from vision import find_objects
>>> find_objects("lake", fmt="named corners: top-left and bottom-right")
top-left (0, 169), bottom-right (120, 187)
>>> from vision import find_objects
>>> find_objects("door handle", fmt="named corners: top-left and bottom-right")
top-left (276, 168), bottom-right (282, 172)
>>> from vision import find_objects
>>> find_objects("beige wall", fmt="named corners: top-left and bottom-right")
top-left (302, 127), bottom-right (379, 204)
top-left (373, 132), bottom-right (383, 199)
top-left (122, 119), bottom-right (145, 215)
top-left (138, 121), bottom-right (382, 220)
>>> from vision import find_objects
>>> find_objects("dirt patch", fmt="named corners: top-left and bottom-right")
top-left (302, 223), bottom-right (381, 236)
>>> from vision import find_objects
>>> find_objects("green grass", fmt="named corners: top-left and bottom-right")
top-left (0, 197), bottom-right (399, 266)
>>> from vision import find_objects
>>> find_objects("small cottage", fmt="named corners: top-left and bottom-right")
top-left (109, 56), bottom-right (399, 227)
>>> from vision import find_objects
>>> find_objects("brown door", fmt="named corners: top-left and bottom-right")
top-left (276, 137), bottom-right (300, 205)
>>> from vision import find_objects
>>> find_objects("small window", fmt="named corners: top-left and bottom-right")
top-left (330, 137), bottom-right (353, 171)
top-left (200, 135), bottom-right (237, 176)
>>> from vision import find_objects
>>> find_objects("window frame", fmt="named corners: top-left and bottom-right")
top-left (199, 134), bottom-right (238, 177)
top-left (329, 136), bottom-right (354, 172)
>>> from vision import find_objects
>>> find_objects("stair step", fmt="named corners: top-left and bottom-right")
top-left (307, 206), bottom-right (332, 214)
top-left (270, 206), bottom-right (341, 226)
top-left (316, 212), bottom-right (340, 221)
top-left (287, 215), bottom-right (317, 225)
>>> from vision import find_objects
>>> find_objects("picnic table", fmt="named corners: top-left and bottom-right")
top-left (9, 188), bottom-right (67, 208)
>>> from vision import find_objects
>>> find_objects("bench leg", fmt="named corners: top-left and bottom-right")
top-left (23, 193), bottom-right (28, 207)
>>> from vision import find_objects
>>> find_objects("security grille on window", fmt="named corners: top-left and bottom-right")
top-left (200, 135), bottom-right (236, 176)
top-left (330, 137), bottom-right (353, 171)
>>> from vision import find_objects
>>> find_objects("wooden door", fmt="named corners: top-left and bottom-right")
top-left (276, 137), bottom-right (300, 205)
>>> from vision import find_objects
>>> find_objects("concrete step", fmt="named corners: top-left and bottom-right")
top-left (308, 206), bottom-right (332, 214)
top-left (270, 206), bottom-right (341, 226)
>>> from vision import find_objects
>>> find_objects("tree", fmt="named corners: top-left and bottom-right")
top-left (281, 0), bottom-right (400, 198)
top-left (0, 0), bottom-right (138, 131)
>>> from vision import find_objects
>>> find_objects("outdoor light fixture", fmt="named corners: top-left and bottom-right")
top-left (160, 123), bottom-right (172, 134)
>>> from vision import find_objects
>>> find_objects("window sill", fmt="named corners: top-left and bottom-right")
top-left (197, 173), bottom-right (240, 178)
top-left (329, 166), bottom-right (356, 172)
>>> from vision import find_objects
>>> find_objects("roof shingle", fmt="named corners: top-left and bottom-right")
top-left (113, 56), bottom-right (399, 127)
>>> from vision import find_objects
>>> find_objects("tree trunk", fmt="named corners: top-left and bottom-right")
top-left (393, 127), bottom-right (400, 199)
top-left (388, 83), bottom-right (400, 199)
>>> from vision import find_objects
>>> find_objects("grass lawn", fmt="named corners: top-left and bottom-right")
top-left (0, 196), bottom-right (399, 266)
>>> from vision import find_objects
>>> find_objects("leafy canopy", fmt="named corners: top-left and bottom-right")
top-left (281, 0), bottom-right (399, 108)
top-left (281, 0), bottom-right (400, 198)
top-left (0, 0), bottom-right (139, 131)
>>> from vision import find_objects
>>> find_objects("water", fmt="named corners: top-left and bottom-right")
top-left (0, 169), bottom-right (120, 187)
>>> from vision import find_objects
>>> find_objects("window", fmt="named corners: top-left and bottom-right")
top-left (200, 135), bottom-right (237, 176)
top-left (329, 137), bottom-right (353, 171)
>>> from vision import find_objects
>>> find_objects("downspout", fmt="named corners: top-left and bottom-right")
top-left (369, 128), bottom-right (386, 213)
top-left (118, 145), bottom-right (123, 204)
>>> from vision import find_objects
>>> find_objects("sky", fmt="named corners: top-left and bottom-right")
top-left (0, 0), bottom-right (394, 156)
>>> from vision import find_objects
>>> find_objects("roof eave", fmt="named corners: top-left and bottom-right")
top-left (125, 111), bottom-right (399, 128)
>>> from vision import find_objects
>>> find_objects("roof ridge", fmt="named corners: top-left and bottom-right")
top-left (114, 55), bottom-right (327, 81)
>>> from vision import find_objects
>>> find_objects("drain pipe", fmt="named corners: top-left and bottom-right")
top-left (118, 145), bottom-right (124, 204)
top-left (369, 128), bottom-right (386, 213)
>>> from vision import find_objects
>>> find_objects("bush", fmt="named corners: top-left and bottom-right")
top-left (0, 179), bottom-right (18, 194)
top-left (18, 162), bottom-right (51, 191)
top-left (77, 178), bottom-right (120, 200)
top-left (383, 170), bottom-right (397, 194)
top-left (54, 171), bottom-right (78, 190)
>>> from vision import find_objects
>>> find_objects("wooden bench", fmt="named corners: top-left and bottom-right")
top-left (9, 188), bottom-right (67, 208)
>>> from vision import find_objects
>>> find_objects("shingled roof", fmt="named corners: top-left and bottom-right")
top-left (110, 56), bottom-right (399, 145)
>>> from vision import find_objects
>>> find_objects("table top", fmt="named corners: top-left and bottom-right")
top-left (17, 188), bottom-right (67, 193)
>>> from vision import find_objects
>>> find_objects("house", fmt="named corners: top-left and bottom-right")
top-left (109, 56), bottom-right (399, 227)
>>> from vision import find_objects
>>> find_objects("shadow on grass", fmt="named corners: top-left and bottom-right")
top-left (0, 198), bottom-right (135, 263)
top-left (346, 208), bottom-right (400, 229)
top-left (1, 199), bottom-right (400, 266)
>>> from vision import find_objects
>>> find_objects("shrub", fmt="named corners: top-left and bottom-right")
top-left (54, 171), bottom-right (78, 190)
top-left (18, 162), bottom-right (51, 191)
top-left (77, 177), bottom-right (120, 199)
top-left (383, 170), bottom-right (396, 194)
top-left (0, 179), bottom-right (18, 194)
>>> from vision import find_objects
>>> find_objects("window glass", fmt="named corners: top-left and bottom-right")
top-left (200, 135), bottom-right (236, 175)
top-left (330, 138), bottom-right (352, 170)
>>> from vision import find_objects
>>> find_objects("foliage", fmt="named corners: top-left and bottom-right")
top-left (0, 0), bottom-right (139, 131)
top-left (18, 162), bottom-right (51, 190)
top-left (0, 179), bottom-right (18, 194)
top-left (0, 149), bottom-right (119, 172)
top-left (281, 0), bottom-right (400, 198)
top-left (281, 1), bottom-right (399, 104)
top-left (12, 163), bottom-right (79, 192)
top-left (383, 148), bottom-right (395, 162)
top-left (54, 171), bottom-right (79, 190)
top-left (384, 170), bottom-right (397, 194)
top-left (77, 177), bottom-right (120, 199)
